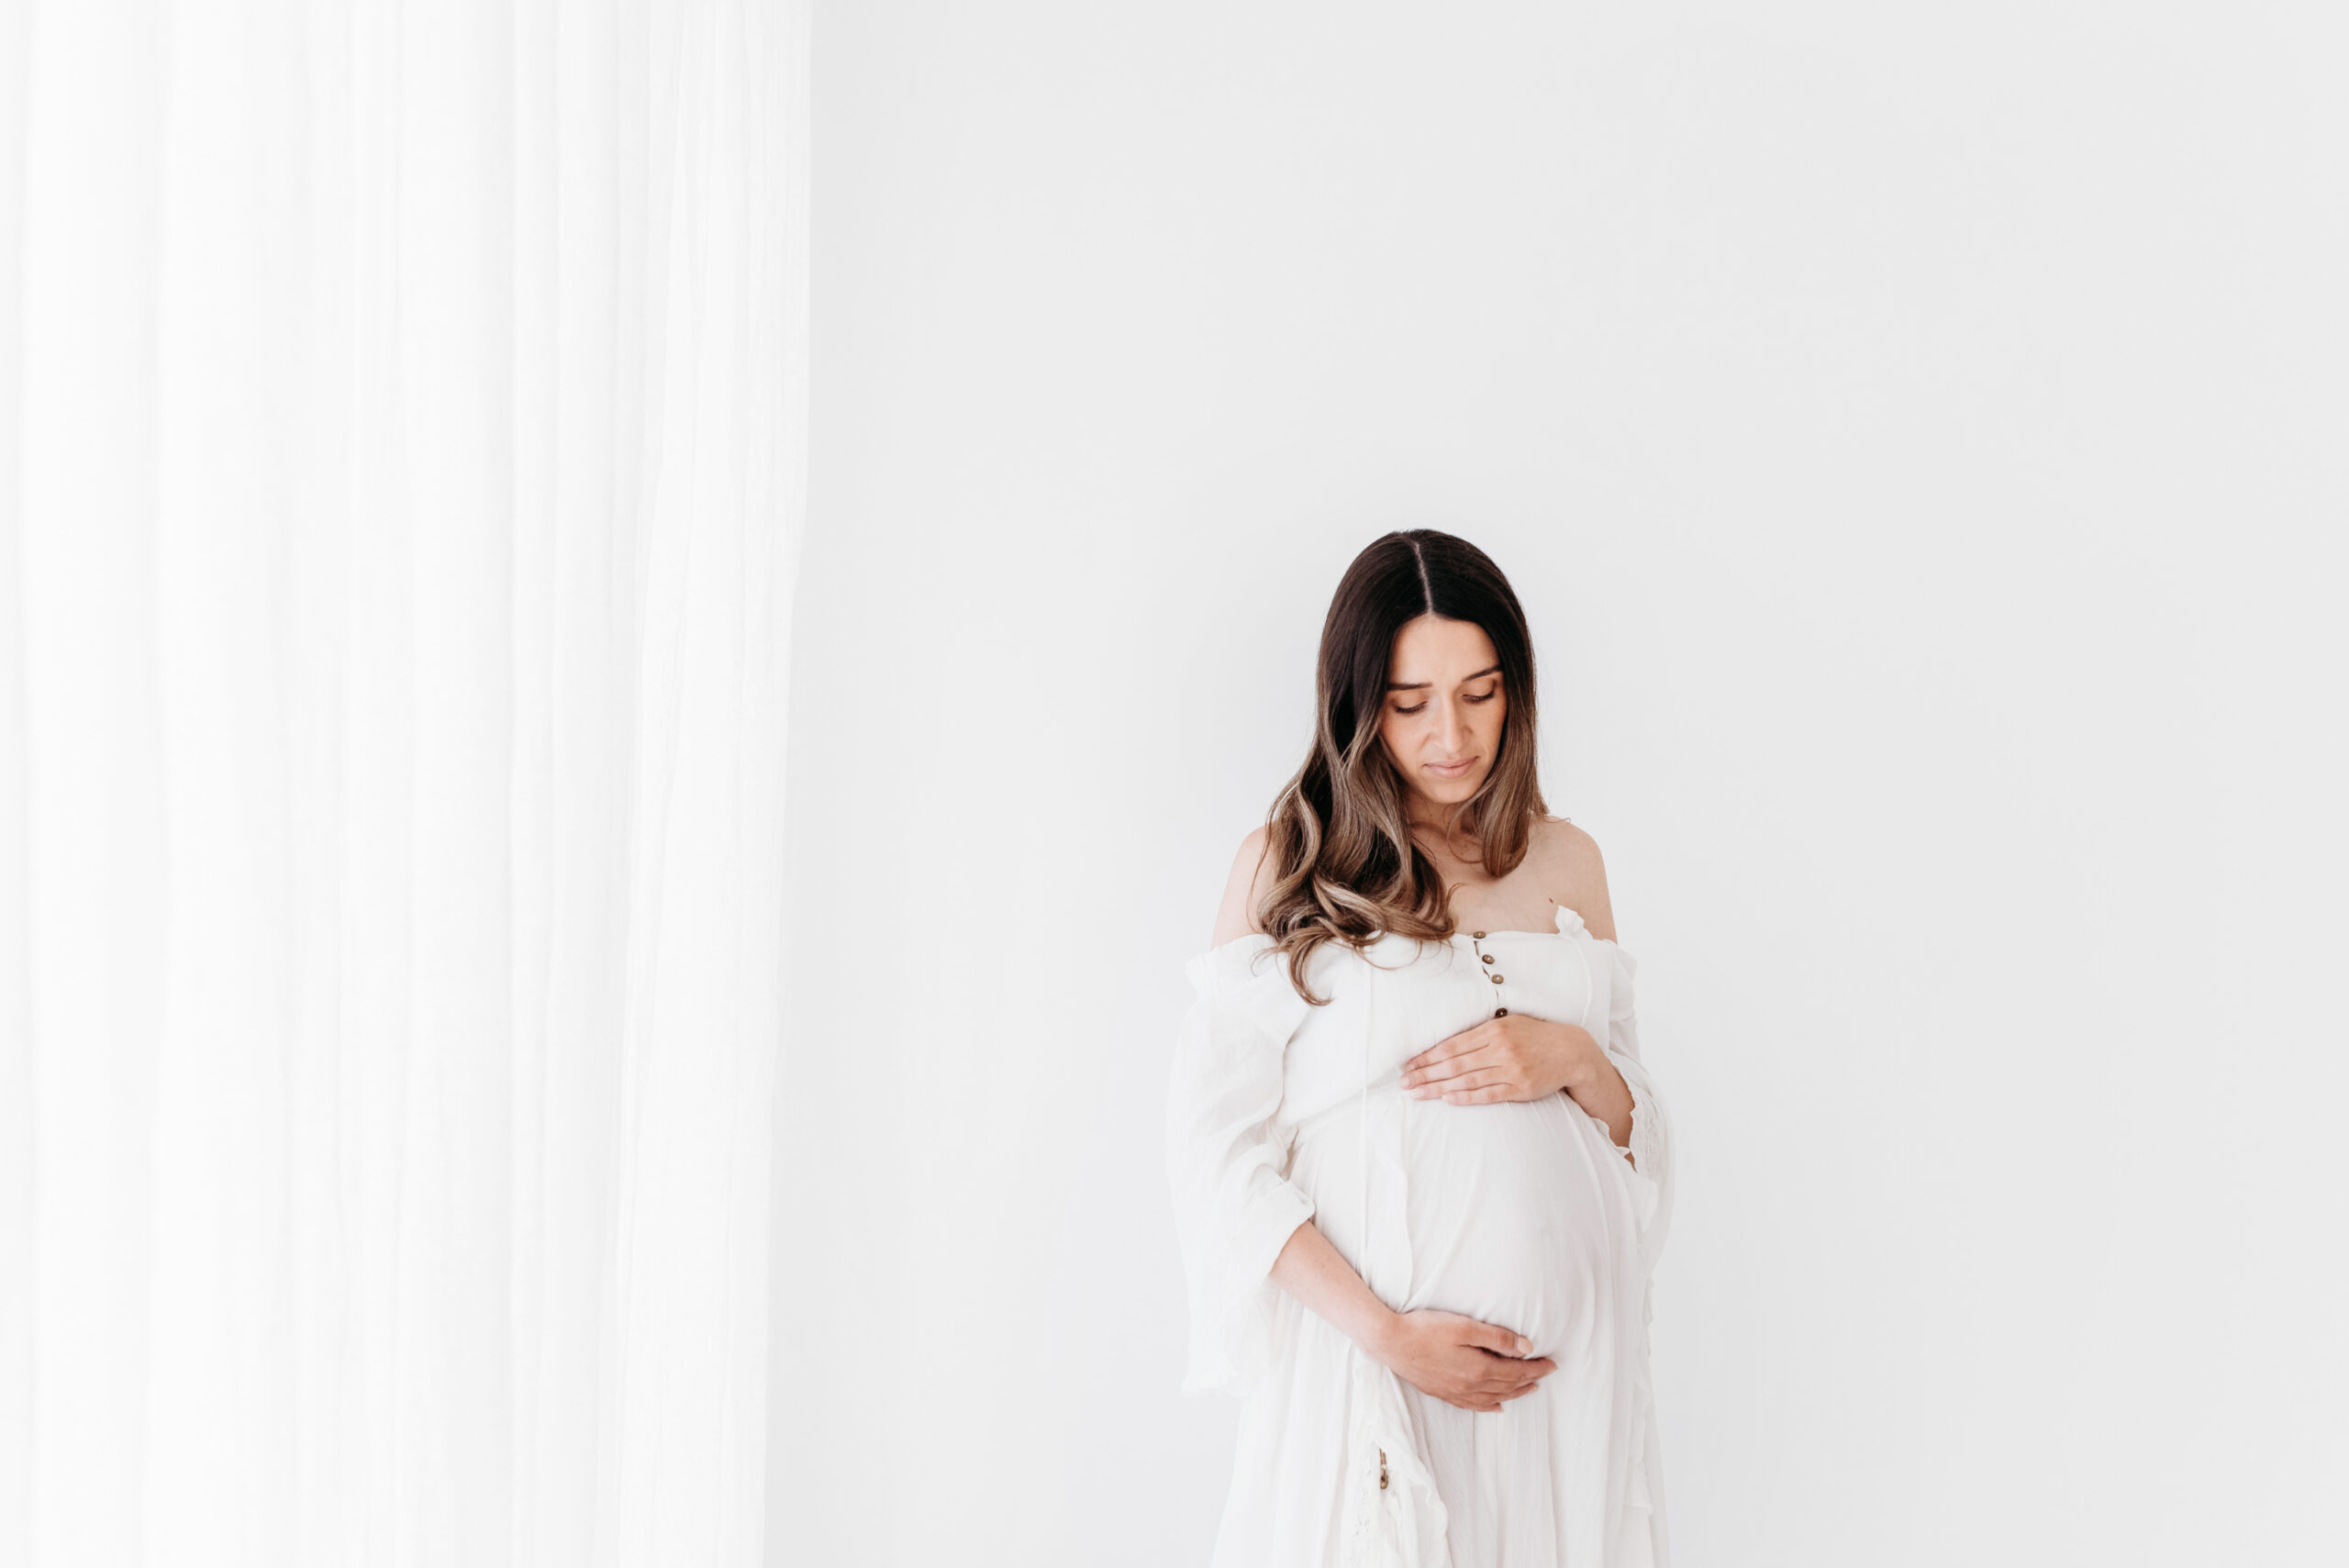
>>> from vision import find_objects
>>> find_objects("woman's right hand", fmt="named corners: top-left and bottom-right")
top-left (1264, 1223), bottom-right (1554, 1412)
top-left (1370, 1308), bottom-right (1555, 1412)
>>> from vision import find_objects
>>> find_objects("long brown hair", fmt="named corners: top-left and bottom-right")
top-left (1255, 529), bottom-right (1549, 1005)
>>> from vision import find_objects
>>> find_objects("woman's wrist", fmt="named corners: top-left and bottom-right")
top-left (1357, 1303), bottom-right (1405, 1363)
top-left (1560, 1047), bottom-right (1636, 1151)
top-left (1552, 1024), bottom-right (1608, 1095)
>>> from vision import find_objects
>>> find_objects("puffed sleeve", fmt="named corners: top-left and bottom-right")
top-left (1598, 941), bottom-right (1675, 1280)
top-left (1163, 934), bottom-right (1318, 1397)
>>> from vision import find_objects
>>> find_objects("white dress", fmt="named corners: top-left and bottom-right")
top-left (1165, 902), bottom-right (1675, 1568)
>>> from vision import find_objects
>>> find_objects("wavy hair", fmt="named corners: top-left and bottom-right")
top-left (1254, 529), bottom-right (1549, 1005)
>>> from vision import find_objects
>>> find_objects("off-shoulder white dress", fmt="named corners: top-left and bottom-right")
top-left (1164, 903), bottom-right (1675, 1568)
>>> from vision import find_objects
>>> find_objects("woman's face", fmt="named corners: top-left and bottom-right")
top-left (1376, 613), bottom-right (1508, 819)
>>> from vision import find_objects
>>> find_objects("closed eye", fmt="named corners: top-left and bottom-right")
top-left (1394, 691), bottom-right (1497, 715)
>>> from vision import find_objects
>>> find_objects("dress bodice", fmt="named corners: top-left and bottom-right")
top-left (1268, 902), bottom-right (1622, 1129)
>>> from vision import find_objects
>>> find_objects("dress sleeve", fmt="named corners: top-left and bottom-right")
top-left (1163, 936), bottom-right (1318, 1397)
top-left (1597, 942), bottom-right (1675, 1280)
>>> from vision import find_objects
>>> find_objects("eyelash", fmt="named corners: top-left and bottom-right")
top-left (1394, 692), bottom-right (1496, 716)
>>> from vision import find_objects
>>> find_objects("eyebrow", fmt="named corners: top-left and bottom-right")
top-left (1386, 663), bottom-right (1502, 692)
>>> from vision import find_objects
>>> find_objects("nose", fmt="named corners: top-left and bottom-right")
top-left (1439, 698), bottom-right (1473, 752)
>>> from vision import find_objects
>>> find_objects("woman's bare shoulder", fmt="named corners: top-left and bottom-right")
top-left (1208, 825), bottom-right (1276, 948)
top-left (1533, 814), bottom-right (1617, 941)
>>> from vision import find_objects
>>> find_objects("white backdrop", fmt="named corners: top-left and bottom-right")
top-left (775, 3), bottom-right (2345, 1565)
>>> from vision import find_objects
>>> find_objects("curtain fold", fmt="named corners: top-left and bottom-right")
top-left (0, 1), bottom-right (808, 1563)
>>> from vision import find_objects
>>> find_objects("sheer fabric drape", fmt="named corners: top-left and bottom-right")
top-left (0, 1), bottom-right (808, 1563)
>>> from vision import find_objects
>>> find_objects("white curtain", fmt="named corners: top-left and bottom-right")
top-left (0, 1), bottom-right (807, 1563)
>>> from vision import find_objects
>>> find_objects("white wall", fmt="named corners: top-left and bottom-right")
top-left (771, 5), bottom-right (2346, 1564)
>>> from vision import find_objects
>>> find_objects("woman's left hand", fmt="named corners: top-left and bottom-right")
top-left (1399, 1015), bottom-right (1600, 1105)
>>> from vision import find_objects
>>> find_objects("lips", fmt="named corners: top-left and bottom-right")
top-left (1425, 758), bottom-right (1475, 776)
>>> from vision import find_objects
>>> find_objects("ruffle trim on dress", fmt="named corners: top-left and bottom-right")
top-left (1591, 1053), bottom-right (1664, 1235)
top-left (1596, 938), bottom-right (1675, 1275)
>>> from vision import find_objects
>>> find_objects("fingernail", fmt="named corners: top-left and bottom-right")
top-left (1517, 1337), bottom-right (1532, 1354)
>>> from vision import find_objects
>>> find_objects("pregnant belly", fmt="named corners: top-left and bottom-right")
top-left (1392, 1092), bottom-right (1620, 1359)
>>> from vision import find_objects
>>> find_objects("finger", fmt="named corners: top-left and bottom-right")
top-left (1399, 1029), bottom-right (1487, 1079)
top-left (1477, 1356), bottom-right (1556, 1391)
top-left (1421, 1066), bottom-right (1513, 1096)
top-left (1408, 1050), bottom-right (1493, 1084)
top-left (1461, 1321), bottom-right (1535, 1358)
top-left (1442, 1083), bottom-right (1524, 1106)
top-left (1405, 1050), bottom-right (1499, 1092)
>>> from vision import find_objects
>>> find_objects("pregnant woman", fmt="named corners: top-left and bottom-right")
top-left (1165, 529), bottom-right (1676, 1567)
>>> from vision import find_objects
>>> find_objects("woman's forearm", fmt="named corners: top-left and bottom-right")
top-left (1267, 1218), bottom-right (1399, 1357)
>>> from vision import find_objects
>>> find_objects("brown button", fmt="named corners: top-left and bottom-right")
top-left (1489, 973), bottom-right (1505, 984)
top-left (1481, 953), bottom-right (1495, 964)
top-left (1471, 931), bottom-right (1485, 940)
top-left (1495, 1007), bottom-right (1508, 1018)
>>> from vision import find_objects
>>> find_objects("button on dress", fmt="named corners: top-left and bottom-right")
top-left (1164, 903), bottom-right (1675, 1568)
